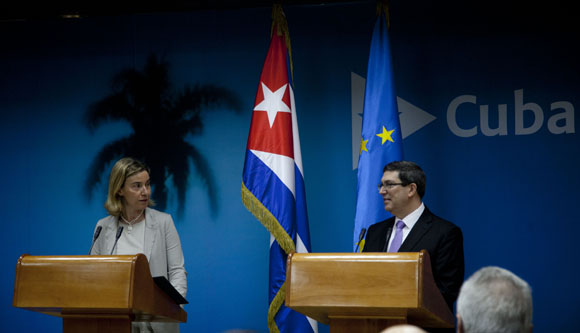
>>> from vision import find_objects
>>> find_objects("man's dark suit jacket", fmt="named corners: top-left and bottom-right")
top-left (362, 207), bottom-right (464, 310)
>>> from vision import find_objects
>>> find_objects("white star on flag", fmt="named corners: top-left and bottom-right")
top-left (253, 82), bottom-right (291, 128)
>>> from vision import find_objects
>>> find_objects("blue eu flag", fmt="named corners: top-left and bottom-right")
top-left (354, 11), bottom-right (403, 251)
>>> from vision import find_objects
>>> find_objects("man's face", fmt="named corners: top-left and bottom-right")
top-left (379, 170), bottom-right (411, 216)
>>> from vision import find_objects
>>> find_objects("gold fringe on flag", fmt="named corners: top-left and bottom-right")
top-left (267, 281), bottom-right (288, 333)
top-left (271, 3), bottom-right (294, 83)
top-left (241, 182), bottom-right (296, 333)
top-left (241, 182), bottom-right (297, 255)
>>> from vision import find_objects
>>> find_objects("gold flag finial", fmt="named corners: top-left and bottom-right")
top-left (377, 0), bottom-right (390, 28)
top-left (271, 3), bottom-right (294, 81)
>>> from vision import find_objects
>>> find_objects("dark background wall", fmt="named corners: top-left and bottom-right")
top-left (1, 1), bottom-right (578, 331)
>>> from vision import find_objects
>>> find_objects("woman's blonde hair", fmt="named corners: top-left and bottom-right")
top-left (104, 157), bottom-right (155, 216)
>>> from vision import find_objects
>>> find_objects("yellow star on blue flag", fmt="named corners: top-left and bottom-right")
top-left (376, 125), bottom-right (395, 144)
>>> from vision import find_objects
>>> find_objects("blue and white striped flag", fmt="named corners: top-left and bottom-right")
top-left (241, 5), bottom-right (317, 333)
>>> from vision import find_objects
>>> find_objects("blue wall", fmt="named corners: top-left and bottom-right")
top-left (1, 1), bottom-right (578, 332)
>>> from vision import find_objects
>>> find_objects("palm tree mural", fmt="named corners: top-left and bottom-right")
top-left (85, 54), bottom-right (241, 216)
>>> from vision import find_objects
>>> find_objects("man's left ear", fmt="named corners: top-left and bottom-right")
top-left (407, 183), bottom-right (418, 197)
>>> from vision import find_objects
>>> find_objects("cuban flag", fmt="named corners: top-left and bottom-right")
top-left (354, 8), bottom-right (403, 251)
top-left (241, 6), bottom-right (317, 333)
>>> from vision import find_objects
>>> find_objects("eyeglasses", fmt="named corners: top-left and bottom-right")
top-left (377, 182), bottom-right (407, 191)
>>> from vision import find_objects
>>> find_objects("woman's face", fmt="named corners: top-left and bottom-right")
top-left (118, 170), bottom-right (151, 213)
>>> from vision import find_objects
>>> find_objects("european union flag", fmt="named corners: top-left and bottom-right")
top-left (241, 5), bottom-right (317, 333)
top-left (354, 9), bottom-right (403, 251)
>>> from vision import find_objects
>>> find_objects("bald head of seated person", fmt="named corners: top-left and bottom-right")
top-left (457, 266), bottom-right (533, 333)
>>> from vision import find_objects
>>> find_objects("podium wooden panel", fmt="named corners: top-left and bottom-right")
top-left (286, 250), bottom-right (453, 333)
top-left (13, 254), bottom-right (186, 333)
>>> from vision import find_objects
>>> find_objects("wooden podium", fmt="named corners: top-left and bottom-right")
top-left (13, 254), bottom-right (186, 333)
top-left (286, 251), bottom-right (454, 333)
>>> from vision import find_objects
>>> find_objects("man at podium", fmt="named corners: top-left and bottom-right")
top-left (90, 157), bottom-right (187, 333)
top-left (363, 161), bottom-right (464, 311)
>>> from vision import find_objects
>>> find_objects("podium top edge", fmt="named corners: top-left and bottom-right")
top-left (17, 254), bottom-right (146, 263)
top-left (289, 252), bottom-right (426, 261)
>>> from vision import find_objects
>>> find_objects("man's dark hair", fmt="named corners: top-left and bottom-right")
top-left (383, 161), bottom-right (426, 198)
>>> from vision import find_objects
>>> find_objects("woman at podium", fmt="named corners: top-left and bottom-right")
top-left (90, 157), bottom-right (187, 333)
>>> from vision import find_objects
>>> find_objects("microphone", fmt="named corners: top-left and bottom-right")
top-left (382, 226), bottom-right (393, 252)
top-left (355, 228), bottom-right (367, 253)
top-left (88, 226), bottom-right (103, 255)
top-left (110, 226), bottom-right (124, 255)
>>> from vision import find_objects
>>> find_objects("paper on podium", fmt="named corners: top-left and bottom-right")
top-left (153, 276), bottom-right (188, 304)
